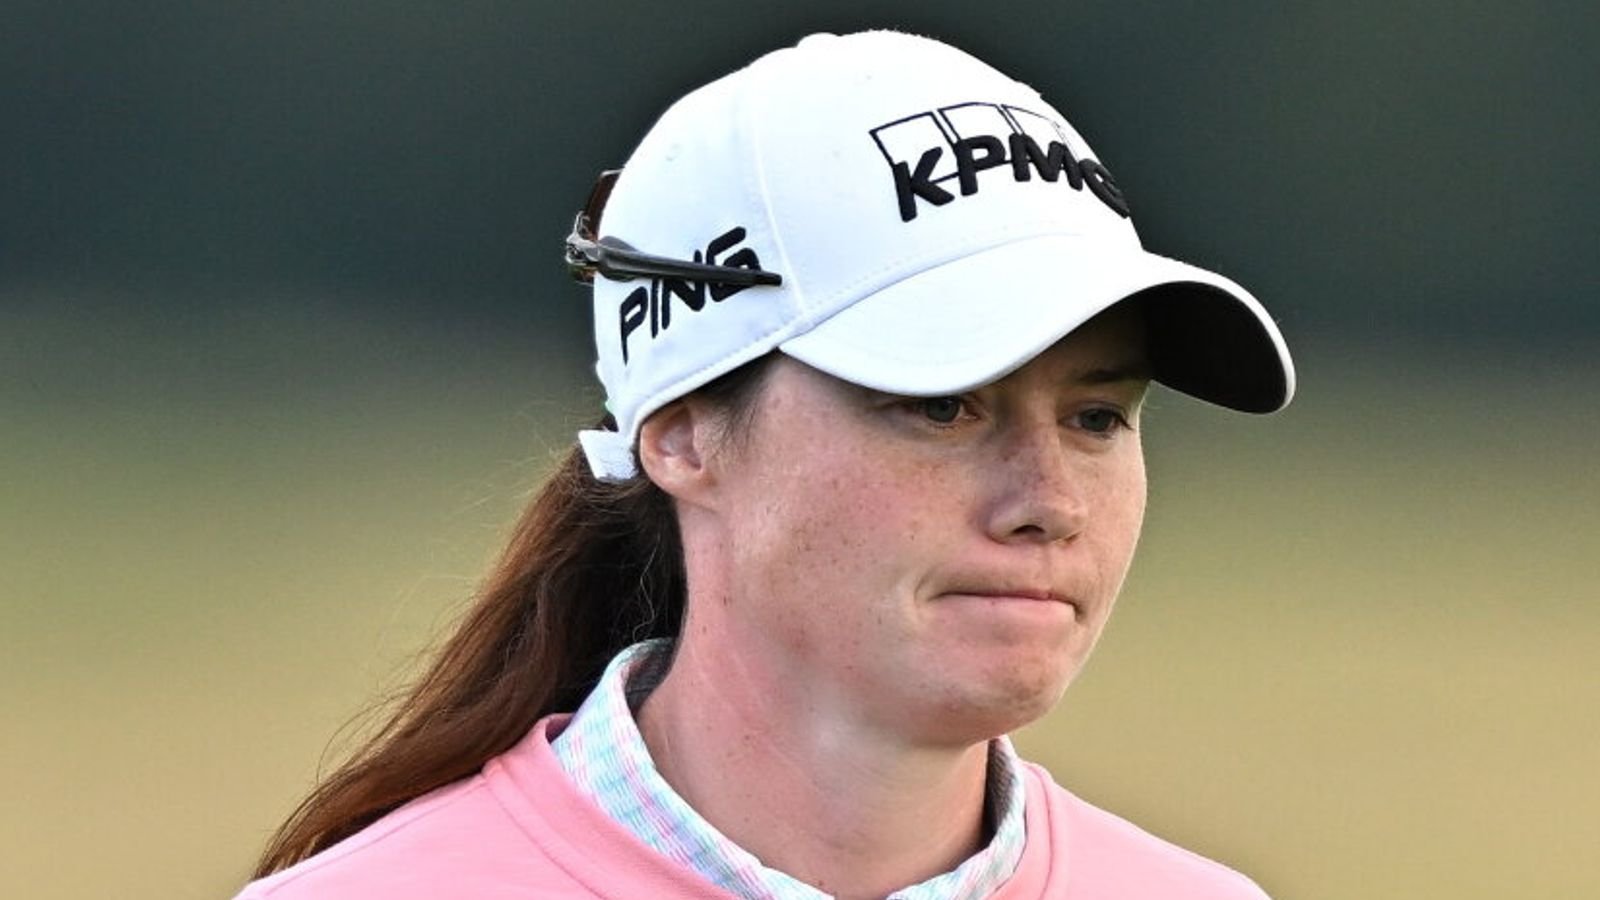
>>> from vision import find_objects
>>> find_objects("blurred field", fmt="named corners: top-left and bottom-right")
top-left (2, 296), bottom-right (1596, 899)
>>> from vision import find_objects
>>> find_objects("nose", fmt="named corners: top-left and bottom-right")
top-left (984, 420), bottom-right (1090, 545)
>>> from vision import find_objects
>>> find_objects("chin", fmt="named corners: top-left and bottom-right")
top-left (988, 666), bottom-right (1078, 728)
top-left (919, 659), bottom-right (1081, 744)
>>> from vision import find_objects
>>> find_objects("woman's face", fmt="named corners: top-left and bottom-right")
top-left (702, 307), bottom-right (1150, 746)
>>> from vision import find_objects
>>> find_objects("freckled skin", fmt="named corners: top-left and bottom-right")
top-left (707, 307), bottom-right (1150, 748)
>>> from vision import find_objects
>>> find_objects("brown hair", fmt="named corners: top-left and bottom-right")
top-left (253, 358), bottom-right (772, 875)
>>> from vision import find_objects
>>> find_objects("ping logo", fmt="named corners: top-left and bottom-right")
top-left (868, 102), bottom-right (1131, 222)
top-left (618, 227), bottom-right (764, 364)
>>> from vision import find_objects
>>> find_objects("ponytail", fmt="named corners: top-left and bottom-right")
top-left (253, 357), bottom-right (771, 875)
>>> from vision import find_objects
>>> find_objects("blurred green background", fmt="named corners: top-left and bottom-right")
top-left (2, 2), bottom-right (1596, 898)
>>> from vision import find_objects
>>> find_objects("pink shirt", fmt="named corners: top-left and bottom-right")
top-left (238, 715), bottom-right (1270, 899)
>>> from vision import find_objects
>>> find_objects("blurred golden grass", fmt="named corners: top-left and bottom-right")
top-left (2, 303), bottom-right (1596, 899)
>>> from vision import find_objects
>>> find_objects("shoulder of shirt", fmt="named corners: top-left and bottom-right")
top-left (231, 770), bottom-right (588, 899)
top-left (1018, 760), bottom-right (1273, 900)
top-left (234, 776), bottom-right (493, 898)
top-left (232, 714), bottom-right (732, 900)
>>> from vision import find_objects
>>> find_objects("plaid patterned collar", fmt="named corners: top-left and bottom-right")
top-left (551, 639), bottom-right (1027, 899)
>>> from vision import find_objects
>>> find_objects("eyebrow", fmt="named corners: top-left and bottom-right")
top-left (1071, 363), bottom-right (1152, 386)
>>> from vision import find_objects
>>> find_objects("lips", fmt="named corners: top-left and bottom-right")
top-left (942, 585), bottom-right (1082, 618)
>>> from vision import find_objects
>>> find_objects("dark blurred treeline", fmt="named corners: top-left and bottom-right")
top-left (3, 0), bottom-right (1596, 353)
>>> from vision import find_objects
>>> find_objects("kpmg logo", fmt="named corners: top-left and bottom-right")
top-left (869, 102), bottom-right (1131, 222)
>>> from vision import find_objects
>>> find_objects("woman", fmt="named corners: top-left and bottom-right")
top-left (241, 30), bottom-right (1294, 899)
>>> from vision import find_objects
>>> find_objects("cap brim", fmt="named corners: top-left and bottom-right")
top-left (779, 234), bottom-right (1295, 412)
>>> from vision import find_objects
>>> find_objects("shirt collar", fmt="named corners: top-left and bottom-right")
top-left (551, 639), bottom-right (1027, 899)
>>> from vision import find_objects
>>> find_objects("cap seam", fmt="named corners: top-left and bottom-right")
top-left (742, 50), bottom-right (804, 316)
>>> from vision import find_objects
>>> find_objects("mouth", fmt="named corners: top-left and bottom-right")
top-left (943, 587), bottom-right (1083, 620)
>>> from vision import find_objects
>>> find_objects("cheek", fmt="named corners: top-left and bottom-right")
top-left (728, 442), bottom-right (947, 639)
top-left (1089, 452), bottom-right (1148, 605)
top-left (1110, 454), bottom-right (1147, 541)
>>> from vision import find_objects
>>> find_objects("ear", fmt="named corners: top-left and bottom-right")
top-left (637, 399), bottom-right (718, 505)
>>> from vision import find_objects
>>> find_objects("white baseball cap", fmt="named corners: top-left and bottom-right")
top-left (568, 30), bottom-right (1295, 481)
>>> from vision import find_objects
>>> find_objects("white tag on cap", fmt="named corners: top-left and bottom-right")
top-left (578, 429), bottom-right (639, 480)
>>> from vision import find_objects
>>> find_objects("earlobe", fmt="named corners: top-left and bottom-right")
top-left (637, 400), bottom-right (713, 501)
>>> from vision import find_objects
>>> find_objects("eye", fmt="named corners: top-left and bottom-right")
top-left (916, 396), bottom-right (967, 425)
top-left (1076, 406), bottom-right (1129, 435)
